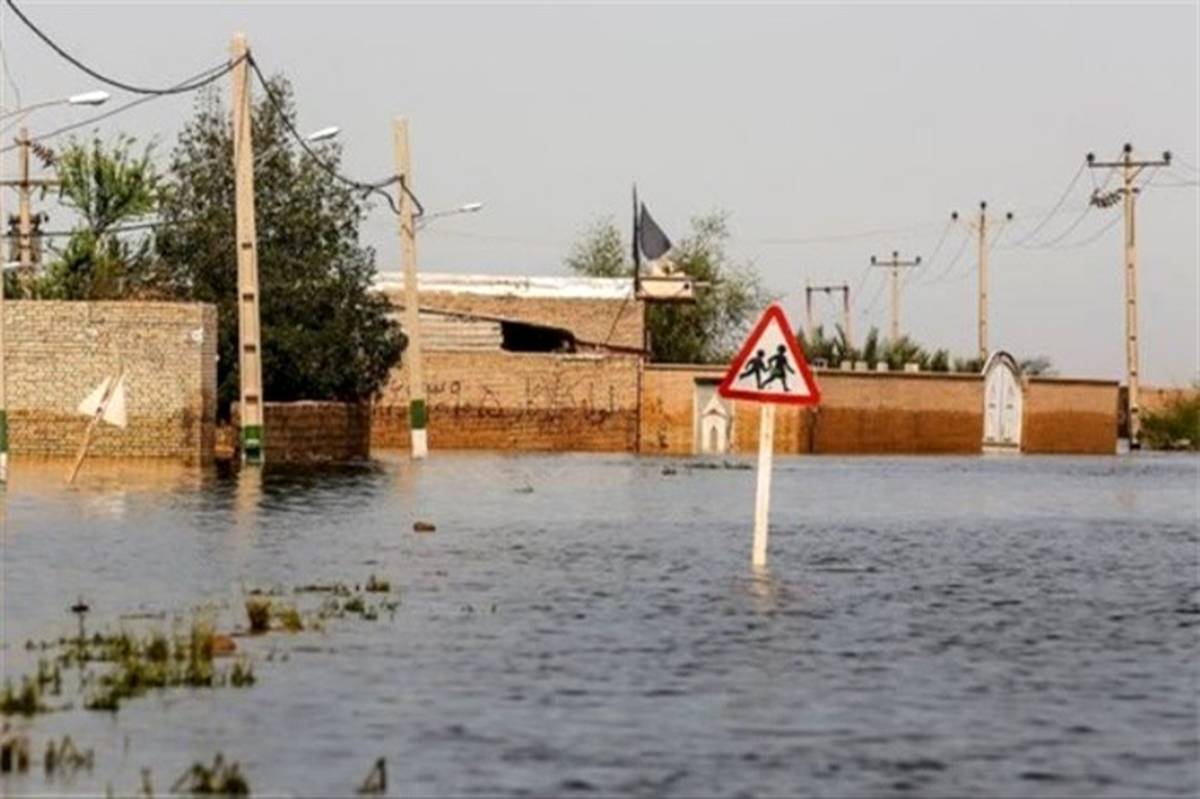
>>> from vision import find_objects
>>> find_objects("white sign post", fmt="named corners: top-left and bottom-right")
top-left (718, 304), bottom-right (821, 569)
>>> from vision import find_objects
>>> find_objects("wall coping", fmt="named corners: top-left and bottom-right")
top-left (1027, 376), bottom-right (1119, 387)
top-left (645, 363), bottom-right (983, 381)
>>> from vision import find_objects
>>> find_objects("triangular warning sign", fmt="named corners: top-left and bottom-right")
top-left (718, 304), bottom-right (821, 406)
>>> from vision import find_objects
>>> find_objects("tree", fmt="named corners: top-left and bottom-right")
top-left (565, 212), bottom-right (770, 363)
top-left (155, 78), bottom-right (404, 415)
top-left (22, 134), bottom-right (164, 299)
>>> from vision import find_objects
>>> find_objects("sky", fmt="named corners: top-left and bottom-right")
top-left (1, 2), bottom-right (1197, 384)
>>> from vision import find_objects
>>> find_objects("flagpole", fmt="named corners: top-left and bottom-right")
top-left (632, 183), bottom-right (641, 298)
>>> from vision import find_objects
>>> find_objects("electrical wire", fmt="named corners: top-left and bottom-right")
top-left (912, 227), bottom-right (971, 286)
top-left (4, 0), bottom-right (239, 96)
top-left (247, 55), bottom-right (418, 219)
top-left (1009, 161), bottom-right (1086, 247)
top-left (0, 61), bottom-right (238, 155)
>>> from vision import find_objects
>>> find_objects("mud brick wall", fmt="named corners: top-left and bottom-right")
top-left (374, 351), bottom-right (640, 451)
top-left (809, 372), bottom-right (982, 454)
top-left (1022, 378), bottom-right (1118, 454)
top-left (387, 290), bottom-right (644, 350)
top-left (641, 366), bottom-right (983, 455)
top-left (232, 401), bottom-right (371, 462)
top-left (4, 300), bottom-right (216, 462)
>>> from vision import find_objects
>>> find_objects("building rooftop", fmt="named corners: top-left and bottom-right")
top-left (374, 272), bottom-right (634, 300)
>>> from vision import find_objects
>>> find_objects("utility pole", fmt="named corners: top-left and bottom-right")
top-left (1087, 143), bottom-right (1171, 450)
top-left (0, 129), bottom-right (57, 274)
top-left (394, 118), bottom-right (427, 459)
top-left (869, 251), bottom-right (920, 342)
top-left (231, 33), bottom-right (265, 463)
top-left (952, 202), bottom-right (1012, 362)
top-left (804, 281), bottom-right (852, 349)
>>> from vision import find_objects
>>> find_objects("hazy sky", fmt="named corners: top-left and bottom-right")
top-left (2, 2), bottom-right (1197, 383)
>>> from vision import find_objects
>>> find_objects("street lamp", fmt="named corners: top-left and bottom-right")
top-left (416, 201), bottom-right (484, 230)
top-left (252, 126), bottom-right (341, 165)
top-left (0, 90), bottom-right (111, 121)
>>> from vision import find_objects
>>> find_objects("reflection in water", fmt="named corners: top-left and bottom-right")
top-left (1, 453), bottom-right (1197, 798)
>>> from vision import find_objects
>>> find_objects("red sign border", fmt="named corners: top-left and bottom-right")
top-left (717, 304), bottom-right (821, 406)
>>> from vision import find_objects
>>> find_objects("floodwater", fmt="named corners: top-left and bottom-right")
top-left (2, 453), bottom-right (1197, 798)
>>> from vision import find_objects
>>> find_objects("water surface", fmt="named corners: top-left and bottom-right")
top-left (2, 453), bottom-right (1197, 797)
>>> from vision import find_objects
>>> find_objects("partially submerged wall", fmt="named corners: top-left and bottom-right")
top-left (231, 401), bottom-right (371, 462)
top-left (374, 351), bottom-right (640, 451)
top-left (1022, 378), bottom-right (1118, 454)
top-left (4, 300), bottom-right (217, 462)
top-left (641, 365), bottom-right (983, 455)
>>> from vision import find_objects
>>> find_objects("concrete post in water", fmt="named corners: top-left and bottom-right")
top-left (394, 118), bottom-right (428, 458)
top-left (231, 33), bottom-right (265, 463)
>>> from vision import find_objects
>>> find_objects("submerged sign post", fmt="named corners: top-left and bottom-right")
top-left (718, 304), bottom-right (821, 568)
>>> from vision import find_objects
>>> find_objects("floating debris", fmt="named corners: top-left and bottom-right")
top-left (357, 757), bottom-right (387, 795)
top-left (661, 466), bottom-right (678, 476)
top-left (413, 521), bottom-right (436, 533)
top-left (294, 582), bottom-right (352, 596)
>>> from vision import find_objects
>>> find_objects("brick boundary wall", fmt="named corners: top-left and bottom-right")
top-left (231, 401), bottom-right (372, 462)
top-left (1022, 378), bottom-right (1118, 454)
top-left (642, 365), bottom-right (985, 456)
top-left (373, 351), bottom-right (641, 452)
top-left (4, 300), bottom-right (216, 462)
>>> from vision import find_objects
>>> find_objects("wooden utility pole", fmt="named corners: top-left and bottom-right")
top-left (1087, 143), bottom-right (1171, 449)
top-left (804, 282), bottom-right (852, 349)
top-left (952, 202), bottom-right (1012, 362)
top-left (231, 33), bottom-right (265, 463)
top-left (869, 251), bottom-right (920, 342)
top-left (394, 118), bottom-right (427, 458)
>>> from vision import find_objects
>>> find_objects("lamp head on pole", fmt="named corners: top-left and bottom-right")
top-left (305, 126), bottom-right (340, 142)
top-left (67, 91), bottom-right (110, 107)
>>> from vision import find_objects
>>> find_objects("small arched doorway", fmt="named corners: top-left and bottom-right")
top-left (982, 351), bottom-right (1023, 450)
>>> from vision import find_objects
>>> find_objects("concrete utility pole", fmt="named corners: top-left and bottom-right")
top-left (804, 282), bottom-right (852, 349)
top-left (0, 129), bottom-right (58, 273)
top-left (231, 33), bottom-right (265, 463)
top-left (1087, 143), bottom-right (1171, 450)
top-left (952, 202), bottom-right (1013, 362)
top-left (869, 251), bottom-right (920, 342)
top-left (393, 118), bottom-right (427, 459)
top-left (0, 127), bottom-right (6, 483)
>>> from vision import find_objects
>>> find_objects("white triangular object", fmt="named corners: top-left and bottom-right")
top-left (77, 376), bottom-right (112, 417)
top-left (102, 373), bottom-right (127, 429)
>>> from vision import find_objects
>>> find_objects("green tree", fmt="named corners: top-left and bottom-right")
top-left (24, 134), bottom-right (164, 299)
top-left (155, 78), bottom-right (404, 415)
top-left (565, 212), bottom-right (770, 363)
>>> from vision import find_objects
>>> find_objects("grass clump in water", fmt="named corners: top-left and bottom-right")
top-left (170, 753), bottom-right (250, 796)
top-left (365, 574), bottom-right (391, 593)
top-left (1, 677), bottom-right (46, 716)
top-left (245, 597), bottom-right (271, 633)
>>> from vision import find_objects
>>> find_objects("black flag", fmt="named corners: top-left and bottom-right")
top-left (637, 204), bottom-right (672, 261)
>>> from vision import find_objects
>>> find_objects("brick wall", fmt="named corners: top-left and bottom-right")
top-left (4, 300), bottom-right (216, 462)
top-left (1022, 378), bottom-right (1118, 454)
top-left (641, 365), bottom-right (984, 455)
top-left (374, 350), bottom-right (640, 451)
top-left (386, 290), bottom-right (644, 350)
top-left (232, 402), bottom-right (371, 462)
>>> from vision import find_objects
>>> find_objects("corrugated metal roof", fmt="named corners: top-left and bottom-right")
top-left (374, 272), bottom-right (633, 300)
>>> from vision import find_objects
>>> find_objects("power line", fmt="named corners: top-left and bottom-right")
top-left (1009, 161), bottom-right (1086, 247)
top-left (247, 55), bottom-right (418, 219)
top-left (0, 62), bottom-right (230, 155)
top-left (4, 0), bottom-right (238, 96)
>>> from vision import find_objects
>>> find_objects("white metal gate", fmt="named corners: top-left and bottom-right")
top-left (983, 353), bottom-right (1023, 449)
